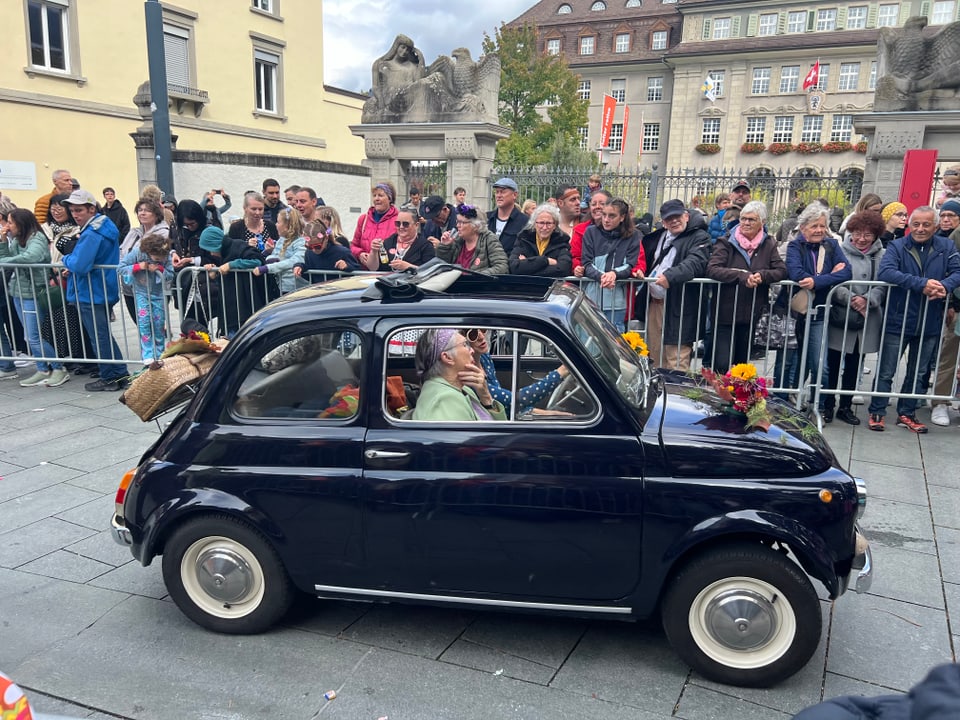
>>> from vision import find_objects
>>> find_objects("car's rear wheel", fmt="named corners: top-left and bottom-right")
top-left (661, 543), bottom-right (821, 687)
top-left (162, 515), bottom-right (294, 634)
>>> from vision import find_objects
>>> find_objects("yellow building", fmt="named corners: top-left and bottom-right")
top-left (0, 0), bottom-right (365, 211)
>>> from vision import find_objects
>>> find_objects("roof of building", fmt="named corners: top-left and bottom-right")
top-left (512, 0), bottom-right (680, 26)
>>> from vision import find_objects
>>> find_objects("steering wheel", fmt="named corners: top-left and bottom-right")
top-left (546, 373), bottom-right (588, 413)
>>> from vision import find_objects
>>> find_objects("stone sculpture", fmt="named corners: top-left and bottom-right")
top-left (875, 16), bottom-right (960, 111)
top-left (362, 35), bottom-right (500, 124)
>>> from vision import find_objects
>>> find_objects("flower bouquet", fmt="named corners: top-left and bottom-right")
top-left (700, 363), bottom-right (772, 431)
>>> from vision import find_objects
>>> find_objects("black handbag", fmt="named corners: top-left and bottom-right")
top-left (753, 310), bottom-right (798, 350)
top-left (828, 303), bottom-right (865, 331)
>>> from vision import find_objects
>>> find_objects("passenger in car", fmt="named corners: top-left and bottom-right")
top-left (411, 328), bottom-right (506, 421)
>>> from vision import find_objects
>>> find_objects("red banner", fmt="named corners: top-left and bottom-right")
top-left (620, 105), bottom-right (630, 167)
top-left (599, 94), bottom-right (617, 149)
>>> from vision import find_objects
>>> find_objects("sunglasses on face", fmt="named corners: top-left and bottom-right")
top-left (395, 220), bottom-right (414, 228)
top-left (465, 328), bottom-right (486, 342)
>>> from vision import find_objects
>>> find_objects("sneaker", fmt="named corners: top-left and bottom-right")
top-left (896, 414), bottom-right (928, 434)
top-left (0, 368), bottom-right (18, 380)
top-left (41, 368), bottom-right (70, 387)
top-left (931, 404), bottom-right (951, 427)
top-left (13, 352), bottom-right (31, 368)
top-left (19, 370), bottom-right (51, 387)
top-left (868, 414), bottom-right (885, 431)
top-left (84, 377), bottom-right (127, 392)
top-left (862, 366), bottom-right (871, 374)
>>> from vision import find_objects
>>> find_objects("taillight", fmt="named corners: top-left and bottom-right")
top-left (115, 469), bottom-right (136, 518)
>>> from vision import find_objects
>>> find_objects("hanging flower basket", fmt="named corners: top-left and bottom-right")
top-left (695, 143), bottom-right (721, 155)
top-left (822, 141), bottom-right (852, 153)
top-left (740, 142), bottom-right (766, 154)
top-left (795, 142), bottom-right (823, 154)
top-left (854, 141), bottom-right (868, 153)
top-left (768, 142), bottom-right (794, 155)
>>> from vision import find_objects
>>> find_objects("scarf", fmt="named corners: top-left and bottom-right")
top-left (734, 224), bottom-right (763, 254)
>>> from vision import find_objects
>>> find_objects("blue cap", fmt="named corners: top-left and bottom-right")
top-left (493, 178), bottom-right (518, 192)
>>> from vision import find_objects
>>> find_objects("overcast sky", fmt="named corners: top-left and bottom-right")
top-left (323, 0), bottom-right (526, 92)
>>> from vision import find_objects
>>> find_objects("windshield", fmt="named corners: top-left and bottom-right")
top-left (569, 298), bottom-right (652, 410)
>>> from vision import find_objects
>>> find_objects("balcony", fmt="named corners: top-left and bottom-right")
top-left (167, 83), bottom-right (210, 118)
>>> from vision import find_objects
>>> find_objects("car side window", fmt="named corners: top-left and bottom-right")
top-left (232, 329), bottom-right (362, 420)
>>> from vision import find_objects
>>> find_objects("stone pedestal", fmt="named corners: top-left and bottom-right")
top-left (853, 110), bottom-right (960, 200)
top-left (350, 122), bottom-right (510, 209)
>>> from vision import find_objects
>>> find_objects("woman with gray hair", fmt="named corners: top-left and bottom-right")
top-left (508, 204), bottom-right (572, 277)
top-left (436, 205), bottom-right (509, 274)
top-left (784, 202), bottom-right (852, 409)
top-left (706, 200), bottom-right (786, 371)
top-left (411, 328), bottom-right (507, 421)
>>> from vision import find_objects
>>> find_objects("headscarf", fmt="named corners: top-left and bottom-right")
top-left (430, 328), bottom-right (458, 369)
top-left (881, 202), bottom-right (907, 225)
top-left (375, 183), bottom-right (395, 204)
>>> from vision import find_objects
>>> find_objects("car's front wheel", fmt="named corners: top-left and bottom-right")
top-left (162, 515), bottom-right (294, 634)
top-left (661, 543), bottom-right (821, 687)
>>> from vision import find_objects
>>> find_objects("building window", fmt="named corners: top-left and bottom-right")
top-left (758, 13), bottom-right (778, 35)
top-left (626, 0), bottom-right (642, 6)
top-left (787, 10), bottom-right (806, 32)
top-left (869, 61), bottom-right (877, 90)
top-left (846, 5), bottom-right (868, 28)
top-left (815, 9), bottom-right (837, 30)
top-left (877, 4), bottom-right (899, 26)
top-left (643, 123), bottom-right (660, 152)
top-left (578, 126), bottom-right (589, 150)
top-left (254, 49), bottom-right (280, 113)
top-left (779, 65), bottom-right (800, 93)
top-left (27, 0), bottom-right (73, 73)
top-left (932, 0), bottom-right (956, 23)
top-left (773, 116), bottom-right (794, 143)
top-left (816, 63), bottom-right (830, 91)
top-left (830, 114), bottom-right (853, 141)
top-left (609, 123), bottom-right (624, 151)
top-left (580, 36), bottom-right (595, 55)
top-left (651, 30), bottom-right (668, 49)
top-left (591, 0), bottom-right (607, 9)
top-left (558, 3), bottom-right (572, 13)
top-left (838, 63), bottom-right (860, 91)
top-left (801, 115), bottom-right (823, 143)
top-left (647, 76), bottom-right (663, 101)
top-left (708, 70), bottom-right (725, 97)
top-left (752, 67), bottom-right (771, 94)
top-left (611, 78), bottom-right (626, 102)
top-left (701, 118), bottom-right (721, 144)
top-left (578, 79), bottom-right (591, 100)
top-left (615, 33), bottom-right (630, 52)
top-left (163, 23), bottom-right (192, 89)
top-left (745, 117), bottom-right (766, 143)
top-left (713, 17), bottom-right (731, 39)
top-left (252, 0), bottom-right (273, 10)
top-left (546, 38), bottom-right (560, 55)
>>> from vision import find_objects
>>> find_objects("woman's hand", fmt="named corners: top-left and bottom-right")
top-left (252, 267), bottom-right (262, 276)
top-left (459, 361), bottom-right (493, 405)
top-left (600, 270), bottom-right (617, 289)
top-left (798, 277), bottom-right (815, 290)
top-left (573, 265), bottom-right (584, 277)
top-left (440, 230), bottom-right (455, 245)
top-left (831, 262), bottom-right (846, 273)
top-left (334, 259), bottom-right (349, 271)
top-left (390, 259), bottom-right (412, 272)
top-left (293, 266), bottom-right (303, 277)
top-left (745, 272), bottom-right (762, 289)
top-left (265, 238), bottom-right (276, 252)
top-left (850, 295), bottom-right (868, 314)
top-left (359, 251), bottom-right (371, 265)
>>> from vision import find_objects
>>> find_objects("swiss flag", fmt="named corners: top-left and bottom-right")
top-left (802, 61), bottom-right (821, 90)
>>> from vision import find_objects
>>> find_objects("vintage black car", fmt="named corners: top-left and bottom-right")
top-left (111, 263), bottom-right (871, 688)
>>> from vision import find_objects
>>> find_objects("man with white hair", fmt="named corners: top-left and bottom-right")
top-left (34, 169), bottom-right (74, 223)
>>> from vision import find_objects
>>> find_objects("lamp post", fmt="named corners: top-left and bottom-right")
top-left (144, 0), bottom-right (175, 196)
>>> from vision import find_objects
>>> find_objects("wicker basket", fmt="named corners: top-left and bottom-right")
top-left (120, 352), bottom-right (220, 421)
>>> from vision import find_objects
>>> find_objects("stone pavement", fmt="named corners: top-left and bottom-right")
top-left (0, 373), bottom-right (957, 720)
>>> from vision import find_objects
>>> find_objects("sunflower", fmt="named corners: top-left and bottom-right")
top-left (729, 363), bottom-right (758, 381)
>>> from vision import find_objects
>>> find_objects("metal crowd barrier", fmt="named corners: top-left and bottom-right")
top-left (2, 263), bottom-right (958, 425)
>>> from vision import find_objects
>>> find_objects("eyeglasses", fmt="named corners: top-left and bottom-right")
top-left (893, 212), bottom-right (908, 217)
top-left (940, 212), bottom-right (958, 219)
top-left (395, 220), bottom-right (414, 228)
top-left (850, 231), bottom-right (876, 239)
top-left (739, 217), bottom-right (760, 224)
top-left (465, 328), bottom-right (485, 342)
top-left (534, 221), bottom-right (556, 227)
top-left (444, 339), bottom-right (470, 353)
top-left (455, 219), bottom-right (471, 226)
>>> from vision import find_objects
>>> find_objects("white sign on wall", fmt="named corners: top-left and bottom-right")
top-left (0, 161), bottom-right (38, 191)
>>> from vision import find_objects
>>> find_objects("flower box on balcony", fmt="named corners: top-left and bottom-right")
top-left (695, 143), bottom-right (721, 155)
top-left (768, 143), bottom-right (794, 155)
top-left (795, 142), bottom-right (823, 155)
top-left (741, 142), bottom-right (766, 154)
top-left (822, 141), bottom-right (852, 153)
top-left (854, 141), bottom-right (868, 153)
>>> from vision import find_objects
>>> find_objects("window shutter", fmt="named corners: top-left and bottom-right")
top-left (731, 16), bottom-right (742, 37)
top-left (919, 1), bottom-right (930, 16)
top-left (747, 14), bottom-right (758, 35)
top-left (807, 10), bottom-right (816, 30)
top-left (777, 12), bottom-right (787, 32)
top-left (702, 18), bottom-right (712, 40)
top-left (837, 7), bottom-right (847, 27)
top-left (899, 2), bottom-right (912, 23)
top-left (163, 25), bottom-right (190, 87)
top-left (867, 3), bottom-right (879, 27)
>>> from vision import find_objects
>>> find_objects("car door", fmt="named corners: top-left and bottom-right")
top-left (360, 319), bottom-right (646, 604)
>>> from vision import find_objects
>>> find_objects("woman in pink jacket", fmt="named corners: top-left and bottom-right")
top-left (351, 181), bottom-right (399, 265)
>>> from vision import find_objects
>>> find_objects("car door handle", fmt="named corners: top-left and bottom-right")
top-left (365, 449), bottom-right (410, 460)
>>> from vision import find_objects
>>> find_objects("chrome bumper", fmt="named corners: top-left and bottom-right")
top-left (111, 514), bottom-right (133, 547)
top-left (849, 529), bottom-right (872, 593)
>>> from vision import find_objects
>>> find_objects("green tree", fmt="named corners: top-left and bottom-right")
top-left (482, 23), bottom-right (589, 165)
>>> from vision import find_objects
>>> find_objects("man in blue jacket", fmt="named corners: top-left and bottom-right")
top-left (868, 205), bottom-right (960, 432)
top-left (62, 189), bottom-right (129, 391)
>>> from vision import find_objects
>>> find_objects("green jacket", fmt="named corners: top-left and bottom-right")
top-left (412, 377), bottom-right (506, 421)
top-left (0, 231), bottom-right (52, 298)
top-left (435, 227), bottom-right (509, 275)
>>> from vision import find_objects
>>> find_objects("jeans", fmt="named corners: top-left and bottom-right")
top-left (12, 297), bottom-right (63, 373)
top-left (868, 333), bottom-right (939, 418)
top-left (76, 302), bottom-right (128, 382)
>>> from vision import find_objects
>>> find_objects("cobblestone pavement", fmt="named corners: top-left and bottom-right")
top-left (0, 374), bottom-right (956, 720)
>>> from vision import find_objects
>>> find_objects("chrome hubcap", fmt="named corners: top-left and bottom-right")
top-left (703, 589), bottom-right (777, 650)
top-left (195, 547), bottom-right (254, 604)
